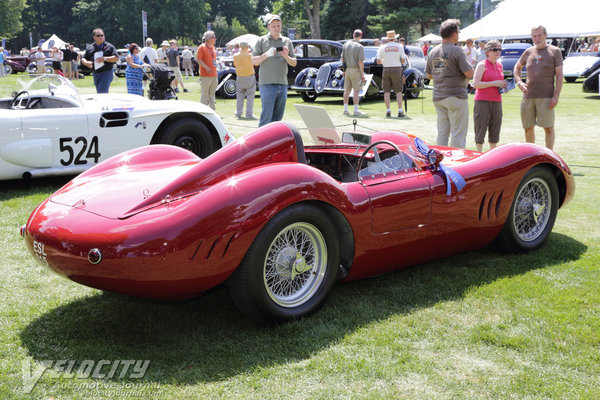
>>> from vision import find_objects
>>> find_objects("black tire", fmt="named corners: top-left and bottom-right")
top-left (5, 64), bottom-right (12, 75)
top-left (228, 204), bottom-right (340, 323)
top-left (564, 77), bottom-right (577, 83)
top-left (495, 166), bottom-right (559, 252)
top-left (158, 118), bottom-right (215, 158)
top-left (218, 77), bottom-right (237, 99)
top-left (407, 89), bottom-right (420, 99)
top-left (300, 91), bottom-right (318, 102)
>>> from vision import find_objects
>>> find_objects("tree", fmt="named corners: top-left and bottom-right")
top-left (0, 0), bottom-right (26, 39)
top-left (321, 0), bottom-right (374, 40)
top-left (302, 0), bottom-right (320, 38)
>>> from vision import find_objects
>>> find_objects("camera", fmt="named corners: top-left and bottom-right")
top-left (276, 46), bottom-right (284, 52)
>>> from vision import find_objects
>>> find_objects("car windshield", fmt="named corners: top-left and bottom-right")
top-left (364, 48), bottom-right (378, 62)
top-left (15, 74), bottom-right (82, 106)
top-left (569, 51), bottom-right (600, 57)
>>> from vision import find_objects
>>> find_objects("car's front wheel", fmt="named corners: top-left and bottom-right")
top-left (495, 166), bottom-right (559, 252)
top-left (228, 204), bottom-right (340, 323)
top-left (5, 64), bottom-right (12, 75)
top-left (300, 91), bottom-right (318, 102)
top-left (218, 77), bottom-right (237, 99)
top-left (564, 77), bottom-right (577, 83)
top-left (158, 118), bottom-right (215, 158)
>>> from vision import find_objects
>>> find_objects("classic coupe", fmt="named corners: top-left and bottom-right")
top-left (0, 74), bottom-right (233, 180)
top-left (292, 46), bottom-right (425, 102)
top-left (22, 121), bottom-right (574, 323)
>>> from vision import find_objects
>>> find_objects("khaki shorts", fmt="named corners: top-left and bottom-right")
top-left (62, 61), bottom-right (72, 74)
top-left (382, 67), bottom-right (403, 93)
top-left (344, 67), bottom-right (362, 92)
top-left (520, 97), bottom-right (554, 129)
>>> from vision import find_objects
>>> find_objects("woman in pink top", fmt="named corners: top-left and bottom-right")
top-left (473, 40), bottom-right (507, 152)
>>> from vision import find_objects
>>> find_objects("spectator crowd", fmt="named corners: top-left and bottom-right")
top-left (2, 14), bottom-right (592, 152)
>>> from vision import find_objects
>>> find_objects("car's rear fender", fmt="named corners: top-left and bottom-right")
top-left (177, 162), bottom-right (361, 283)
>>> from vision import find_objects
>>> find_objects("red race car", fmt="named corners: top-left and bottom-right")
top-left (22, 122), bottom-right (575, 323)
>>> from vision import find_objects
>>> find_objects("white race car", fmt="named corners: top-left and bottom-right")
top-left (0, 74), bottom-right (234, 180)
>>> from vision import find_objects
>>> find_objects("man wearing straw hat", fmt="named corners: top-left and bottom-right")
top-left (377, 30), bottom-right (407, 118)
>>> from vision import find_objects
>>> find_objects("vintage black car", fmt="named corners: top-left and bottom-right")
top-left (216, 39), bottom-right (343, 99)
top-left (291, 46), bottom-right (424, 102)
top-left (499, 43), bottom-right (532, 78)
top-left (582, 68), bottom-right (599, 93)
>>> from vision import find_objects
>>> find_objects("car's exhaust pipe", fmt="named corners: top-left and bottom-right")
top-left (22, 165), bottom-right (90, 179)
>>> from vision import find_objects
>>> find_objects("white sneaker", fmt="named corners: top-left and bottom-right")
top-left (343, 109), bottom-right (350, 115)
top-left (353, 110), bottom-right (367, 117)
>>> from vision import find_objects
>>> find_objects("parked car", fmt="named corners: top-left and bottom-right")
top-left (563, 51), bottom-right (600, 82)
top-left (25, 50), bottom-right (55, 75)
top-left (22, 120), bottom-right (574, 323)
top-left (114, 48), bottom-right (129, 77)
top-left (292, 46), bottom-right (425, 102)
top-left (582, 68), bottom-right (599, 93)
top-left (4, 57), bottom-right (28, 74)
top-left (0, 74), bottom-right (233, 180)
top-left (216, 39), bottom-right (343, 99)
top-left (498, 43), bottom-right (532, 78)
top-left (405, 45), bottom-right (426, 75)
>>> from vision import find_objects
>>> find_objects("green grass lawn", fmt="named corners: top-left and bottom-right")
top-left (1, 73), bottom-right (599, 399)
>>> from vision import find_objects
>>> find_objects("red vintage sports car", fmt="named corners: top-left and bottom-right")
top-left (22, 122), bottom-right (575, 323)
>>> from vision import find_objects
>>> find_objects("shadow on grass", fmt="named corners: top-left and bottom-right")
top-left (19, 233), bottom-right (586, 384)
top-left (0, 176), bottom-right (73, 201)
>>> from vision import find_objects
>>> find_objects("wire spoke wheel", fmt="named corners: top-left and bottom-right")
top-left (263, 222), bottom-right (327, 308)
top-left (512, 177), bottom-right (551, 242)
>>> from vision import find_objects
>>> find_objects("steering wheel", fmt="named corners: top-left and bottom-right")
top-left (357, 140), bottom-right (402, 180)
top-left (9, 90), bottom-right (31, 110)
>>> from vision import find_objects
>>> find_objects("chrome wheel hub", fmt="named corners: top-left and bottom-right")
top-left (264, 222), bottom-right (327, 308)
top-left (513, 177), bottom-right (551, 242)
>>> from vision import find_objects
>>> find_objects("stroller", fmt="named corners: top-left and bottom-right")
top-left (145, 65), bottom-right (177, 100)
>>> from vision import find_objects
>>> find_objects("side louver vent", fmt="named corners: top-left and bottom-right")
top-left (99, 112), bottom-right (129, 128)
top-left (478, 191), bottom-right (504, 221)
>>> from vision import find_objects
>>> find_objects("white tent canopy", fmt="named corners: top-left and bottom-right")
top-left (40, 34), bottom-right (67, 50)
top-left (460, 0), bottom-right (600, 41)
top-left (416, 33), bottom-right (442, 43)
top-left (226, 34), bottom-right (260, 49)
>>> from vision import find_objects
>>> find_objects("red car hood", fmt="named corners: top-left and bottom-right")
top-left (49, 122), bottom-right (303, 219)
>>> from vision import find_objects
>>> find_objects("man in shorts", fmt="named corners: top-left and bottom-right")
top-left (426, 19), bottom-right (474, 148)
top-left (166, 39), bottom-right (188, 93)
top-left (514, 25), bottom-right (563, 150)
top-left (341, 29), bottom-right (366, 116)
top-left (377, 30), bottom-right (407, 117)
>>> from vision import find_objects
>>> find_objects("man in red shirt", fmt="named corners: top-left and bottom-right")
top-left (196, 31), bottom-right (218, 109)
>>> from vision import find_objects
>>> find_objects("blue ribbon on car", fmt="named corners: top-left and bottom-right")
top-left (414, 137), bottom-right (466, 196)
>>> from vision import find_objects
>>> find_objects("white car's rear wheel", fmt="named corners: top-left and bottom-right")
top-left (158, 118), bottom-right (215, 158)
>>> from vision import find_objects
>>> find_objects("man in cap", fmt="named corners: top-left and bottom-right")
top-left (167, 39), bottom-right (188, 93)
top-left (341, 29), bottom-right (366, 116)
top-left (376, 30), bottom-right (407, 117)
top-left (196, 31), bottom-right (218, 109)
top-left (252, 14), bottom-right (296, 127)
top-left (233, 41), bottom-right (256, 118)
